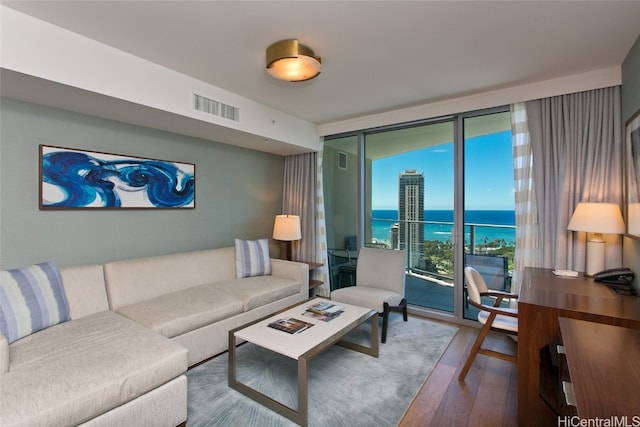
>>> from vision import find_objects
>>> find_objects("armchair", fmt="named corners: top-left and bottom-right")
top-left (330, 247), bottom-right (406, 343)
top-left (458, 266), bottom-right (518, 381)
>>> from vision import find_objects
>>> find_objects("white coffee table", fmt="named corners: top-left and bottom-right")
top-left (228, 298), bottom-right (378, 426)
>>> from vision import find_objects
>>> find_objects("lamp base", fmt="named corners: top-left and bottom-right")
top-left (585, 240), bottom-right (605, 277)
top-left (279, 241), bottom-right (293, 261)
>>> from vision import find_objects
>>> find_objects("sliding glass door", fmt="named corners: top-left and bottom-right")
top-left (365, 120), bottom-right (456, 312)
top-left (323, 106), bottom-right (514, 319)
top-left (462, 111), bottom-right (515, 319)
top-left (323, 135), bottom-right (358, 251)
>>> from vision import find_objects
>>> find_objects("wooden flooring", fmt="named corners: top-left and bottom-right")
top-left (399, 320), bottom-right (518, 427)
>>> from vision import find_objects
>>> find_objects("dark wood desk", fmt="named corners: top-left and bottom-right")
top-left (517, 267), bottom-right (640, 426)
top-left (559, 317), bottom-right (640, 420)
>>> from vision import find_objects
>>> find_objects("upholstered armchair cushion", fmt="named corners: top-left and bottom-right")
top-left (330, 286), bottom-right (402, 313)
top-left (354, 247), bottom-right (406, 295)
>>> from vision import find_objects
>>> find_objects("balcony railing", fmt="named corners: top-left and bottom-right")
top-left (366, 217), bottom-right (515, 313)
top-left (369, 217), bottom-right (516, 280)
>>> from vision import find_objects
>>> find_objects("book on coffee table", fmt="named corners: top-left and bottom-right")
top-left (268, 317), bottom-right (314, 334)
top-left (306, 302), bottom-right (343, 316)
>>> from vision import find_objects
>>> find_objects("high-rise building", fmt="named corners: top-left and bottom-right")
top-left (389, 223), bottom-right (399, 250)
top-left (398, 170), bottom-right (424, 268)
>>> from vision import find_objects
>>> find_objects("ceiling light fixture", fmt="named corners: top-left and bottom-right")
top-left (265, 39), bottom-right (321, 82)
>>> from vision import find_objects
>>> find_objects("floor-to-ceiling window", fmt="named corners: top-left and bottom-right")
top-left (462, 110), bottom-right (515, 319)
top-left (365, 120), bottom-right (455, 312)
top-left (323, 107), bottom-right (514, 320)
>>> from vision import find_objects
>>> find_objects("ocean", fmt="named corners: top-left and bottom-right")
top-left (371, 209), bottom-right (515, 245)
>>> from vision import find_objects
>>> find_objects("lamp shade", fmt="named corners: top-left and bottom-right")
top-left (567, 202), bottom-right (625, 234)
top-left (266, 39), bottom-right (321, 82)
top-left (272, 215), bottom-right (301, 241)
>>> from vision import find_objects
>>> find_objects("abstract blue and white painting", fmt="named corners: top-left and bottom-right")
top-left (40, 145), bottom-right (195, 209)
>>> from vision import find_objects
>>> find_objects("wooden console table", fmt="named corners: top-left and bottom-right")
top-left (518, 267), bottom-right (640, 426)
top-left (559, 317), bottom-right (640, 420)
top-left (295, 261), bottom-right (323, 297)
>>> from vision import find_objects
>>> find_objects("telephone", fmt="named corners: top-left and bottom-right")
top-left (593, 268), bottom-right (635, 286)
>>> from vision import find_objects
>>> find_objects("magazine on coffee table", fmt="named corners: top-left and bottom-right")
top-left (268, 317), bottom-right (314, 334)
top-left (301, 310), bottom-right (342, 322)
top-left (307, 301), bottom-right (343, 315)
top-left (303, 301), bottom-right (344, 321)
top-left (303, 302), bottom-right (344, 321)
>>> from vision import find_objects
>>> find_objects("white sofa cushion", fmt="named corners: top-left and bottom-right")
top-left (104, 247), bottom-right (236, 310)
top-left (1, 311), bottom-right (187, 427)
top-left (214, 275), bottom-right (301, 311)
top-left (116, 285), bottom-right (244, 338)
top-left (59, 264), bottom-right (109, 320)
top-left (77, 375), bottom-right (187, 427)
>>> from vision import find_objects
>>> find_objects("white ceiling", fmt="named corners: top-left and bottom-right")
top-left (2, 0), bottom-right (640, 128)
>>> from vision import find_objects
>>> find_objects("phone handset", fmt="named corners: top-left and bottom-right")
top-left (593, 268), bottom-right (635, 286)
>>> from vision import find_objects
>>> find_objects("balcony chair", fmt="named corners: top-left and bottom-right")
top-left (344, 235), bottom-right (357, 251)
top-left (327, 248), bottom-right (356, 290)
top-left (330, 247), bottom-right (407, 343)
top-left (458, 266), bottom-right (518, 381)
top-left (463, 253), bottom-right (511, 312)
top-left (464, 253), bottom-right (510, 291)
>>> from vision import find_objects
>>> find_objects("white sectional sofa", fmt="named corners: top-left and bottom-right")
top-left (0, 244), bottom-right (309, 427)
top-left (103, 246), bottom-right (309, 366)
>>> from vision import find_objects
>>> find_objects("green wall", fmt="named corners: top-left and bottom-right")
top-left (0, 98), bottom-right (284, 269)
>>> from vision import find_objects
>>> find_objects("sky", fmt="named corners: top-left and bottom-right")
top-left (371, 130), bottom-right (515, 211)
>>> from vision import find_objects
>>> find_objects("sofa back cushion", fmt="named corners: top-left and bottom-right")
top-left (0, 262), bottom-right (70, 343)
top-left (104, 247), bottom-right (236, 310)
top-left (59, 264), bottom-right (109, 320)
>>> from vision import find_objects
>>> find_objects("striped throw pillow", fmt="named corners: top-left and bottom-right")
top-left (235, 238), bottom-right (272, 278)
top-left (0, 262), bottom-right (70, 343)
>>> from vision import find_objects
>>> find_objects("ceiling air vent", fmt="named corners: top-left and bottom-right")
top-left (192, 93), bottom-right (240, 122)
top-left (338, 151), bottom-right (348, 170)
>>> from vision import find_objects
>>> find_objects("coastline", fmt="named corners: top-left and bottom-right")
top-left (371, 209), bottom-right (516, 245)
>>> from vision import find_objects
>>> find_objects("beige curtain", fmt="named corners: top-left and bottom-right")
top-left (314, 147), bottom-right (330, 296)
top-left (283, 151), bottom-right (330, 295)
top-left (525, 86), bottom-right (623, 272)
top-left (510, 102), bottom-right (541, 294)
top-left (283, 153), bottom-right (315, 260)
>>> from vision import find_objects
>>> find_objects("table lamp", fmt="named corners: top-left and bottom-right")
top-left (273, 214), bottom-right (301, 261)
top-left (567, 202), bottom-right (625, 276)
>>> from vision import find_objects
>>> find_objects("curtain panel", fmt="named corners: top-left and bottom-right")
top-left (510, 102), bottom-right (541, 294)
top-left (524, 86), bottom-right (623, 272)
top-left (314, 148), bottom-right (330, 296)
top-left (283, 153), bottom-right (316, 261)
top-left (282, 152), bottom-right (330, 296)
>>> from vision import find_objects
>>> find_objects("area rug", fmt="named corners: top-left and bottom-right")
top-left (186, 315), bottom-right (458, 427)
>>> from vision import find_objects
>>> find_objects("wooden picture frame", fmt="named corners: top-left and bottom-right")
top-left (624, 109), bottom-right (640, 238)
top-left (39, 145), bottom-right (195, 209)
